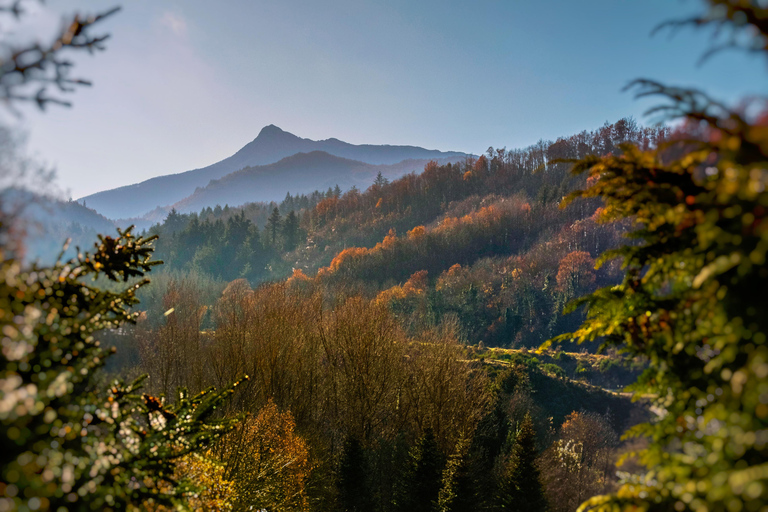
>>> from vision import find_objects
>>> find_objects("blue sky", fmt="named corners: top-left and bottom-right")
top-left (8, 0), bottom-right (768, 198)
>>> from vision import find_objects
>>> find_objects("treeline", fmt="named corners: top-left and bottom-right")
top-left (318, 197), bottom-right (537, 285)
top-left (300, 117), bottom-right (665, 260)
top-left (148, 188), bottom-right (330, 281)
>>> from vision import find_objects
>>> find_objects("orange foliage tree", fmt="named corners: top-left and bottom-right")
top-left (555, 251), bottom-right (596, 299)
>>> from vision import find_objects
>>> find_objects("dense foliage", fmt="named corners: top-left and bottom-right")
top-left (110, 271), bottom-right (641, 512)
top-left (548, 3), bottom-right (768, 511)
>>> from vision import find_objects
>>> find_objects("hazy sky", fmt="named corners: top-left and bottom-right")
top-left (7, 0), bottom-right (768, 198)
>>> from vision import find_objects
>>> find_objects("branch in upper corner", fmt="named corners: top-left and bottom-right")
top-left (0, 4), bottom-right (121, 112)
top-left (651, 0), bottom-right (768, 65)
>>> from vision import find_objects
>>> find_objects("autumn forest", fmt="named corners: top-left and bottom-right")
top-left (1, 1), bottom-right (767, 512)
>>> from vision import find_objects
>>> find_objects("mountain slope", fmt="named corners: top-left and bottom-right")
top-left (1, 188), bottom-right (117, 264)
top-left (169, 151), bottom-right (463, 214)
top-left (79, 125), bottom-right (468, 219)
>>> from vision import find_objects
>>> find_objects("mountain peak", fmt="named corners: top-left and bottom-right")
top-left (257, 124), bottom-right (286, 138)
top-left (79, 126), bottom-right (468, 219)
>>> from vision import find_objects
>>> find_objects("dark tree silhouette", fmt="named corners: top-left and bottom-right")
top-left (282, 210), bottom-right (300, 251)
top-left (267, 206), bottom-right (282, 246)
top-left (402, 428), bottom-right (446, 512)
top-left (337, 436), bottom-right (373, 512)
top-left (499, 413), bottom-right (547, 512)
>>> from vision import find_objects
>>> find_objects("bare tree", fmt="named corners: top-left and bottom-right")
top-left (539, 411), bottom-right (619, 512)
top-left (0, 0), bottom-right (119, 111)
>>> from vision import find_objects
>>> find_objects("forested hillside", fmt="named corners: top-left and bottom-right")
top-left (107, 275), bottom-right (646, 512)
top-left (169, 151), bottom-right (464, 214)
top-left (146, 118), bottom-right (666, 348)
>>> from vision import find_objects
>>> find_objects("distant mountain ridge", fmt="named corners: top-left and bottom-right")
top-left (169, 151), bottom-right (463, 215)
top-left (0, 188), bottom-right (116, 264)
top-left (79, 125), bottom-right (468, 219)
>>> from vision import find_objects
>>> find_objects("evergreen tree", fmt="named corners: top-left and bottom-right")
top-left (383, 432), bottom-right (413, 512)
top-left (470, 395), bottom-right (511, 507)
top-left (239, 224), bottom-right (266, 282)
top-left (374, 171), bottom-right (389, 187)
top-left (281, 191), bottom-right (294, 211)
top-left (164, 208), bottom-right (187, 234)
top-left (225, 211), bottom-right (250, 248)
top-left (282, 210), bottom-right (300, 251)
top-left (437, 434), bottom-right (475, 512)
top-left (402, 428), bottom-right (445, 512)
top-left (219, 212), bottom-right (250, 278)
top-left (267, 207), bottom-right (282, 247)
top-left (334, 184), bottom-right (342, 197)
top-left (549, 3), bottom-right (768, 510)
top-left (0, 228), bottom-right (245, 510)
top-left (337, 436), bottom-right (372, 512)
top-left (498, 413), bottom-right (546, 511)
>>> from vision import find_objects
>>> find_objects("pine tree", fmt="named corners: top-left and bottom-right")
top-left (337, 436), bottom-right (372, 512)
top-left (374, 171), bottom-right (389, 188)
top-left (282, 210), bottom-right (300, 251)
top-left (266, 207), bottom-right (282, 247)
top-left (402, 428), bottom-right (445, 512)
top-left (471, 395), bottom-right (511, 508)
top-left (499, 413), bottom-right (546, 511)
top-left (281, 191), bottom-right (294, 211)
top-left (437, 434), bottom-right (475, 512)
top-left (164, 208), bottom-right (187, 234)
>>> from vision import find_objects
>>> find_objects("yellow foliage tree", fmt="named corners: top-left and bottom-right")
top-left (171, 454), bottom-right (237, 512)
top-left (216, 400), bottom-right (313, 512)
